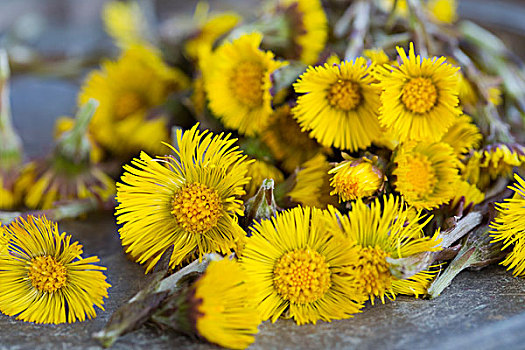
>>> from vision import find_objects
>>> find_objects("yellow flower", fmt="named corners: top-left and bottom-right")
top-left (116, 124), bottom-right (251, 272)
top-left (377, 43), bottom-right (461, 142)
top-left (329, 157), bottom-right (383, 202)
top-left (261, 105), bottom-right (322, 173)
top-left (293, 58), bottom-right (382, 151)
top-left (241, 206), bottom-right (365, 324)
top-left (380, 0), bottom-right (408, 16)
top-left (288, 153), bottom-right (337, 208)
top-left (427, 0), bottom-right (457, 24)
top-left (0, 175), bottom-right (20, 209)
top-left (440, 114), bottom-right (482, 156)
top-left (79, 44), bottom-right (189, 157)
top-left (489, 86), bottom-right (503, 106)
top-left (490, 174), bottom-right (525, 276)
top-left (393, 142), bottom-right (460, 210)
top-left (273, 0), bottom-right (328, 65)
top-left (462, 144), bottom-right (525, 190)
top-left (191, 259), bottom-right (260, 349)
top-left (205, 33), bottom-right (286, 137)
top-left (18, 160), bottom-right (115, 210)
top-left (363, 48), bottom-right (391, 66)
top-left (325, 53), bottom-right (341, 66)
top-left (458, 72), bottom-right (477, 106)
top-left (326, 195), bottom-right (441, 302)
top-left (450, 180), bottom-right (485, 209)
top-left (0, 216), bottom-right (110, 324)
top-left (245, 158), bottom-right (284, 197)
top-left (102, 1), bottom-right (148, 48)
top-left (0, 222), bottom-right (7, 256)
top-left (185, 3), bottom-right (241, 61)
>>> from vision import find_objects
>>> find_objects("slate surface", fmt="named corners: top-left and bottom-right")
top-left (1, 1), bottom-right (525, 349)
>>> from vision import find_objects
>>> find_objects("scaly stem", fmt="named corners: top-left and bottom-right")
top-left (55, 99), bottom-right (98, 164)
top-left (0, 50), bottom-right (23, 171)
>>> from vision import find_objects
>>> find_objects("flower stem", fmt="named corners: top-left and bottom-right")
top-left (0, 49), bottom-right (23, 171)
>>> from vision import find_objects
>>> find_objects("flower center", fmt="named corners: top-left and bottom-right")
top-left (28, 256), bottom-right (67, 293)
top-left (231, 61), bottom-right (265, 108)
top-left (328, 80), bottom-right (361, 111)
top-left (114, 91), bottom-right (144, 119)
top-left (401, 77), bottom-right (438, 114)
top-left (172, 183), bottom-right (223, 233)
top-left (273, 248), bottom-right (331, 304)
top-left (353, 246), bottom-right (392, 299)
top-left (399, 154), bottom-right (437, 198)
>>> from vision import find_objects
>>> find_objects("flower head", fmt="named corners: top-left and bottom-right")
top-left (241, 206), bottom-right (365, 324)
top-left (490, 174), bottom-right (525, 276)
top-left (272, 0), bottom-right (328, 64)
top-left (393, 141), bottom-right (460, 210)
top-left (205, 33), bottom-right (286, 136)
top-left (293, 58), bottom-right (382, 151)
top-left (192, 259), bottom-right (260, 349)
top-left (19, 161), bottom-right (115, 210)
top-left (0, 216), bottom-right (110, 324)
top-left (261, 105), bottom-right (322, 173)
top-left (102, 1), bottom-right (148, 48)
top-left (440, 114), bottom-right (482, 156)
top-left (427, 0), bottom-right (457, 23)
top-left (462, 144), bottom-right (525, 190)
top-left (326, 195), bottom-right (441, 302)
top-left (79, 44), bottom-right (189, 156)
top-left (329, 157), bottom-right (383, 202)
top-left (17, 101), bottom-right (115, 210)
top-left (377, 43), bottom-right (461, 142)
top-left (288, 153), bottom-right (338, 209)
top-left (116, 124), bottom-right (251, 272)
top-left (184, 4), bottom-right (240, 61)
top-left (450, 180), bottom-right (485, 210)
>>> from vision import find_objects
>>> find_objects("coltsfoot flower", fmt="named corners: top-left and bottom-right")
top-left (241, 206), bottom-right (365, 324)
top-left (0, 216), bottom-right (110, 324)
top-left (287, 153), bottom-right (338, 209)
top-left (153, 259), bottom-right (260, 350)
top-left (204, 33), bottom-right (286, 137)
top-left (376, 43), bottom-right (461, 142)
top-left (116, 124), bottom-right (251, 272)
top-left (326, 195), bottom-right (442, 303)
top-left (261, 105), bottom-right (322, 173)
top-left (293, 58), bottom-right (382, 151)
top-left (79, 44), bottom-right (189, 156)
top-left (462, 144), bottom-right (525, 190)
top-left (490, 174), bottom-right (525, 276)
top-left (329, 157), bottom-right (383, 202)
top-left (270, 0), bottom-right (328, 65)
top-left (393, 141), bottom-right (460, 210)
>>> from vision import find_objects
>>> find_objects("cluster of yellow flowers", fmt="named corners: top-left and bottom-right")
top-left (2, 0), bottom-right (525, 349)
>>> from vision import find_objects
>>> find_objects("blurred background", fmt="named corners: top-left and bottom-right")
top-left (0, 0), bottom-right (524, 158)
